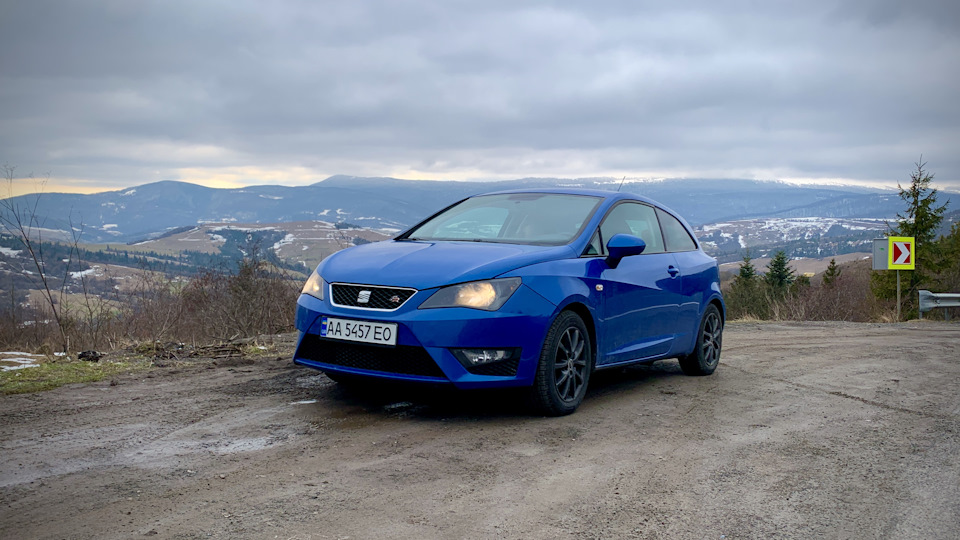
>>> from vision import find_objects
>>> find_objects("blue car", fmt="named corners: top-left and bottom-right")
top-left (293, 189), bottom-right (724, 415)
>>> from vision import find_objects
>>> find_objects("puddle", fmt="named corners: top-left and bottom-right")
top-left (291, 399), bottom-right (318, 405)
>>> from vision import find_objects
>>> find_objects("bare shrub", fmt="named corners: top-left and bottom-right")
top-left (723, 259), bottom-right (892, 322)
top-left (114, 267), bottom-right (187, 345)
top-left (773, 261), bottom-right (891, 322)
top-left (178, 256), bottom-right (300, 343)
top-left (0, 255), bottom-right (302, 352)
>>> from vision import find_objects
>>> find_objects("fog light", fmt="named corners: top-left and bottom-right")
top-left (451, 348), bottom-right (520, 368)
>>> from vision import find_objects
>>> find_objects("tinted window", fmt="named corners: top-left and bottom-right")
top-left (403, 193), bottom-right (602, 245)
top-left (657, 208), bottom-right (697, 252)
top-left (599, 203), bottom-right (665, 254)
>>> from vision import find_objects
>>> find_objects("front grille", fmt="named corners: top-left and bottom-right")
top-left (296, 334), bottom-right (444, 378)
top-left (465, 359), bottom-right (519, 377)
top-left (331, 283), bottom-right (417, 310)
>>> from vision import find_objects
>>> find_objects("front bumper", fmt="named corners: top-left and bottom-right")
top-left (292, 285), bottom-right (557, 389)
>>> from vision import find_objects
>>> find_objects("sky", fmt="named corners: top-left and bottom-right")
top-left (2, 0), bottom-right (959, 197)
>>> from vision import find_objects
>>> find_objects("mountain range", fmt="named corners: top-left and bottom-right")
top-left (5, 176), bottom-right (957, 245)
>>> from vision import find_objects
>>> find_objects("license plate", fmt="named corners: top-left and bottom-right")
top-left (320, 317), bottom-right (397, 346)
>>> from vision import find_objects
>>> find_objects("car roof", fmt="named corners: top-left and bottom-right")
top-left (475, 187), bottom-right (682, 216)
top-left (478, 187), bottom-right (656, 205)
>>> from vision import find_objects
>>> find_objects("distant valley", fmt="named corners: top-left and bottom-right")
top-left (2, 176), bottom-right (958, 277)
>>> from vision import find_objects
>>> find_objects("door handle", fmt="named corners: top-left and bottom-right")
top-left (667, 265), bottom-right (680, 277)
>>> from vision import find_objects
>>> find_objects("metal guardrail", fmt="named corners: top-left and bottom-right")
top-left (919, 290), bottom-right (960, 320)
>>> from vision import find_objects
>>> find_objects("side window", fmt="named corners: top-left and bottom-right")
top-left (657, 208), bottom-right (697, 252)
top-left (599, 203), bottom-right (665, 254)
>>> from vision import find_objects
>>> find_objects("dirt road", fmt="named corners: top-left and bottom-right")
top-left (2, 322), bottom-right (959, 539)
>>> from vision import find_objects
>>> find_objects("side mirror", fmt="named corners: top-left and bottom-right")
top-left (606, 234), bottom-right (646, 268)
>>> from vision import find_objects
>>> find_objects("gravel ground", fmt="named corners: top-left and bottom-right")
top-left (1, 321), bottom-right (959, 539)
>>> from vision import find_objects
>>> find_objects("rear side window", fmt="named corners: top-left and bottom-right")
top-left (657, 208), bottom-right (697, 252)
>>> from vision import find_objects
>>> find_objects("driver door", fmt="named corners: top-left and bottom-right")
top-left (593, 202), bottom-right (682, 365)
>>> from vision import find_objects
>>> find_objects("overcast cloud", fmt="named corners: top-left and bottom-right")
top-left (2, 0), bottom-right (959, 193)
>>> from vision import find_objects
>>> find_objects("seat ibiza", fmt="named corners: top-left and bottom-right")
top-left (294, 189), bottom-right (724, 415)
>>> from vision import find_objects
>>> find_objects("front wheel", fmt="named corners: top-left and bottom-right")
top-left (530, 311), bottom-right (593, 416)
top-left (678, 304), bottom-right (723, 376)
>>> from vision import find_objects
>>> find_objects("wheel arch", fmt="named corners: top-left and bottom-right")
top-left (709, 295), bottom-right (726, 324)
top-left (557, 301), bottom-right (598, 370)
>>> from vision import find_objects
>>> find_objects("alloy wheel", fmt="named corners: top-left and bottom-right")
top-left (701, 311), bottom-right (722, 367)
top-left (554, 326), bottom-right (587, 402)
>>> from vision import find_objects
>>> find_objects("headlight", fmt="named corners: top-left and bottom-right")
top-left (301, 271), bottom-right (325, 300)
top-left (419, 277), bottom-right (521, 311)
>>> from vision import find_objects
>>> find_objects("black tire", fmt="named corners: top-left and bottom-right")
top-left (678, 304), bottom-right (723, 376)
top-left (530, 311), bottom-right (593, 416)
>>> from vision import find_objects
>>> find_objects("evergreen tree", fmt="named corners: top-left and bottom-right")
top-left (726, 251), bottom-right (767, 319)
top-left (764, 250), bottom-right (796, 291)
top-left (872, 159), bottom-right (949, 318)
top-left (895, 160), bottom-right (948, 246)
top-left (822, 258), bottom-right (841, 286)
top-left (734, 251), bottom-right (758, 285)
top-left (936, 221), bottom-right (960, 292)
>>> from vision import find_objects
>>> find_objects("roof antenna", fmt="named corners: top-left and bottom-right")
top-left (616, 176), bottom-right (626, 192)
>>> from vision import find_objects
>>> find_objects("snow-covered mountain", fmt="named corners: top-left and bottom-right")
top-left (695, 217), bottom-right (892, 261)
top-left (6, 176), bottom-right (950, 243)
top-left (1, 176), bottom-right (956, 264)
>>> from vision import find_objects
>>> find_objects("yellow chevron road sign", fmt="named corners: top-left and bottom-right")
top-left (888, 236), bottom-right (915, 270)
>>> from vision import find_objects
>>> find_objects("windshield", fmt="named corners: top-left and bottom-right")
top-left (400, 193), bottom-right (603, 245)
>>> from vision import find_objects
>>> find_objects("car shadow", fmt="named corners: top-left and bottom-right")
top-left (313, 359), bottom-right (688, 421)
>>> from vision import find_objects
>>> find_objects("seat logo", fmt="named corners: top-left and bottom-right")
top-left (357, 290), bottom-right (371, 304)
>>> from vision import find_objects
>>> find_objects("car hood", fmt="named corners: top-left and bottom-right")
top-left (319, 240), bottom-right (577, 289)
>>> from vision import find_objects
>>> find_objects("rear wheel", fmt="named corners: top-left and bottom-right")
top-left (679, 304), bottom-right (723, 375)
top-left (530, 311), bottom-right (593, 416)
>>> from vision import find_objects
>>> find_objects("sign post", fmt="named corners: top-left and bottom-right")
top-left (877, 236), bottom-right (915, 321)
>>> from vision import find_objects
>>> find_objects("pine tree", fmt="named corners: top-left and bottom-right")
top-left (734, 251), bottom-right (758, 285)
top-left (726, 251), bottom-right (767, 319)
top-left (936, 221), bottom-right (960, 292)
top-left (896, 160), bottom-right (948, 247)
top-left (764, 250), bottom-right (796, 291)
top-left (822, 258), bottom-right (841, 286)
top-left (872, 159), bottom-right (949, 318)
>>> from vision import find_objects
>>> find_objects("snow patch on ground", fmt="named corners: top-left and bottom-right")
top-left (198, 218), bottom-right (238, 224)
top-left (70, 268), bottom-right (98, 279)
top-left (0, 350), bottom-right (43, 370)
top-left (211, 226), bottom-right (278, 233)
top-left (0, 247), bottom-right (21, 257)
top-left (272, 234), bottom-right (296, 252)
top-left (1, 359), bottom-right (39, 371)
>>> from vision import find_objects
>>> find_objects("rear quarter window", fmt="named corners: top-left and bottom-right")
top-left (657, 208), bottom-right (697, 252)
